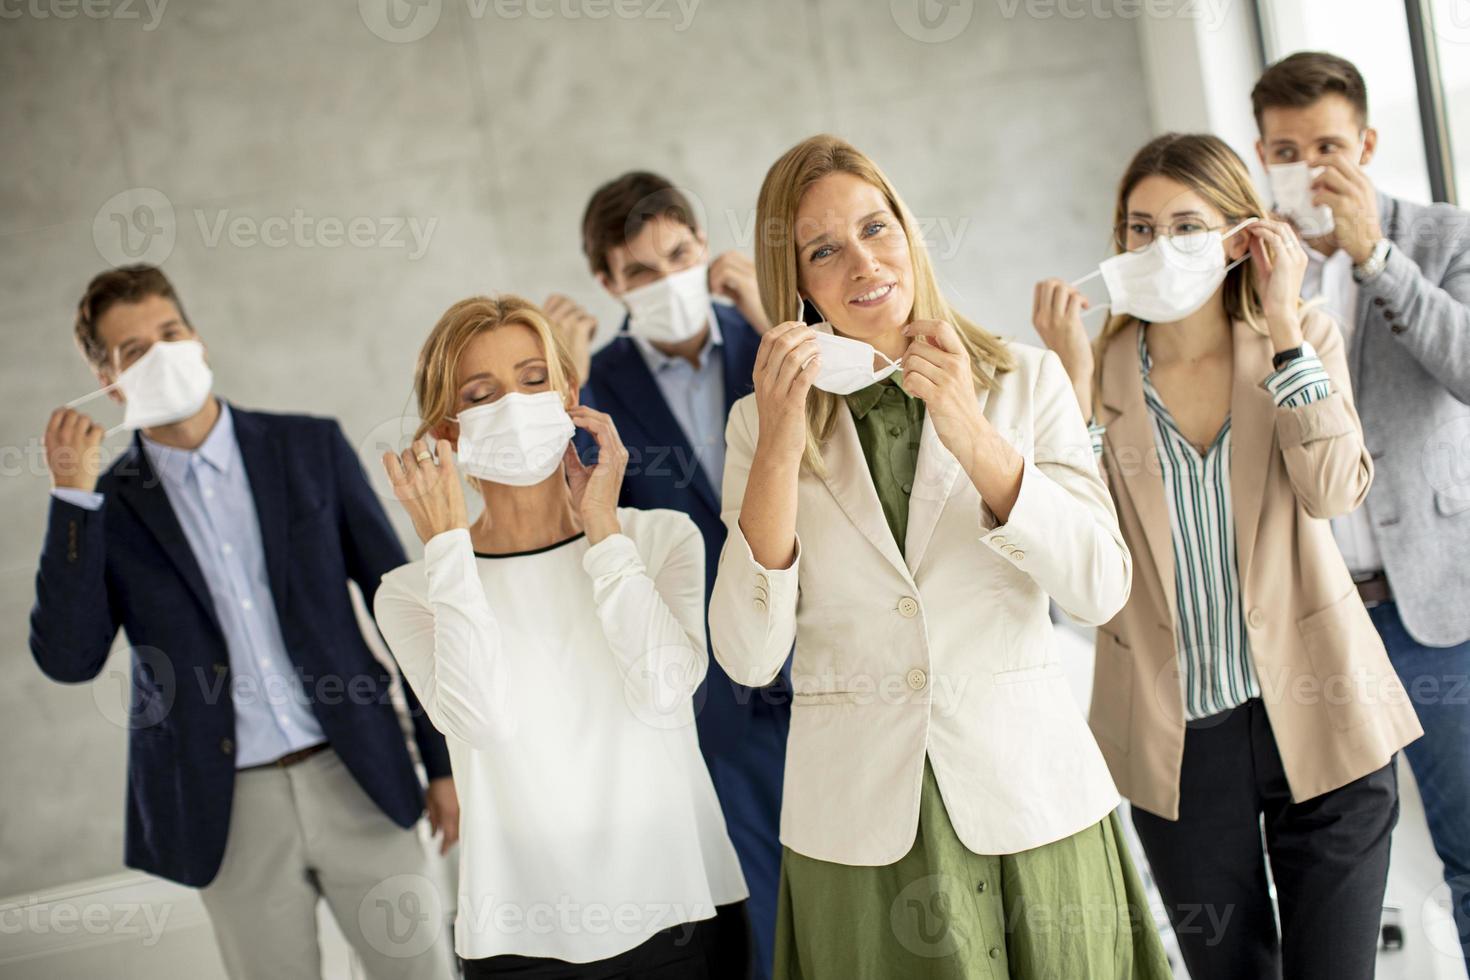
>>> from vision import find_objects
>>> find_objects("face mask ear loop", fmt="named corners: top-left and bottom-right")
top-left (1218, 216), bottom-right (1261, 277)
top-left (64, 380), bottom-right (120, 411)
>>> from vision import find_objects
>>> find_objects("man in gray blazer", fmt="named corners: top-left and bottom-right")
top-left (1253, 51), bottom-right (1470, 971)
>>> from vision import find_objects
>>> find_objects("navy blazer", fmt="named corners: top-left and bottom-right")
top-left (29, 402), bottom-right (451, 887)
top-left (582, 304), bottom-right (789, 755)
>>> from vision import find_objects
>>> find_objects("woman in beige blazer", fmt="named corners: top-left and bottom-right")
top-left (1035, 133), bottom-right (1422, 980)
top-left (709, 135), bottom-right (1171, 979)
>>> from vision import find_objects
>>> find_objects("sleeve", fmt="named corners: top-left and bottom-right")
top-left (1086, 420), bottom-right (1107, 458)
top-left (29, 495), bottom-right (122, 683)
top-left (1261, 342), bottom-right (1334, 407)
top-left (373, 529), bottom-right (516, 749)
top-left (707, 400), bottom-right (801, 689)
top-left (330, 421), bottom-right (451, 777)
top-left (976, 351), bottom-right (1133, 626)
top-left (582, 517), bottom-right (708, 713)
top-left (1268, 310), bottom-right (1374, 519)
top-left (1357, 228), bottom-right (1470, 404)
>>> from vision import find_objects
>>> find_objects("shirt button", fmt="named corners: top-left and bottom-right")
top-left (1247, 608), bottom-right (1266, 629)
top-left (976, 880), bottom-right (987, 893)
top-left (898, 596), bottom-right (919, 618)
top-left (989, 946), bottom-right (1001, 960)
top-left (222, 543), bottom-right (233, 555)
top-left (901, 482), bottom-right (912, 494)
top-left (906, 668), bottom-right (927, 691)
top-left (1373, 296), bottom-right (1386, 307)
top-left (889, 424), bottom-right (902, 437)
top-left (202, 488), bottom-right (214, 500)
top-left (241, 599), bottom-right (253, 611)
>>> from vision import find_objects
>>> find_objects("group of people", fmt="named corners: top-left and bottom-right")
top-left (28, 50), bottom-right (1470, 980)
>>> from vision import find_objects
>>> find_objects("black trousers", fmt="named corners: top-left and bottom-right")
top-left (1131, 698), bottom-right (1398, 980)
top-left (461, 900), bottom-right (752, 980)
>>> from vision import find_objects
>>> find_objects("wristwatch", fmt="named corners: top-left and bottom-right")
top-left (1272, 346), bottom-right (1304, 370)
top-left (1352, 238), bottom-right (1392, 283)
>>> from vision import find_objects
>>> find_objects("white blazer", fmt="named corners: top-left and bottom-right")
top-left (709, 343), bottom-right (1131, 864)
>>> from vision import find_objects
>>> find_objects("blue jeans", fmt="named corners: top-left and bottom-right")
top-left (1372, 600), bottom-right (1470, 972)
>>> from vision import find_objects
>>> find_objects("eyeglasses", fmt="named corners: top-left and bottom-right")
top-left (1114, 219), bottom-right (1236, 255)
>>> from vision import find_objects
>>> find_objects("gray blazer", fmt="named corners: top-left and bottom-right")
top-left (1347, 192), bottom-right (1470, 646)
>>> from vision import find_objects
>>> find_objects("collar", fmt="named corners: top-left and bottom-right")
top-left (630, 306), bottom-right (723, 372)
top-left (142, 399), bottom-right (236, 481)
top-left (845, 374), bottom-right (909, 420)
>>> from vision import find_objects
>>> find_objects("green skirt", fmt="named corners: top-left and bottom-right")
top-left (772, 757), bottom-right (1172, 980)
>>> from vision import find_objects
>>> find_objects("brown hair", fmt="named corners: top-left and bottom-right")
top-left (1092, 133), bottom-right (1289, 407)
top-left (581, 171), bottom-right (700, 278)
top-left (1251, 51), bottom-right (1368, 129)
top-left (410, 295), bottom-right (577, 443)
top-left (75, 264), bottom-right (189, 368)
top-left (755, 134), bottom-right (1014, 474)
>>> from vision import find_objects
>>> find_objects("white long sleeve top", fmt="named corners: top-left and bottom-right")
top-left (373, 507), bottom-right (747, 963)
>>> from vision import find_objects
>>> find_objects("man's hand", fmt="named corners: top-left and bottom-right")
top-left (424, 777), bottom-right (460, 856)
top-left (1312, 156), bottom-right (1383, 265)
top-left (543, 293), bottom-right (597, 387)
top-left (44, 408), bottom-right (105, 492)
top-left (709, 251), bottom-right (772, 334)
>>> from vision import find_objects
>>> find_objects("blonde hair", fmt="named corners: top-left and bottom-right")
top-left (1092, 133), bottom-right (1283, 407)
top-left (755, 134), bottom-right (1015, 473)
top-left (410, 294), bottom-right (578, 443)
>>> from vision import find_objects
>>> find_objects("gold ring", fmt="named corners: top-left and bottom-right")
top-left (415, 451), bottom-right (432, 462)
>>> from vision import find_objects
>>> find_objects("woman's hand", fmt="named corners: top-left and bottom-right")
top-left (1245, 218), bottom-right (1307, 351)
top-left (902, 319), bottom-right (1024, 522)
top-left (565, 406), bottom-right (626, 544)
top-left (382, 439), bottom-right (469, 544)
top-left (751, 320), bottom-right (820, 463)
top-left (1031, 278), bottom-right (1094, 414)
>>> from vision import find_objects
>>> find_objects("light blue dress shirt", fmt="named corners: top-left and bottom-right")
top-left (51, 402), bottom-right (326, 767)
top-left (631, 307), bottom-right (728, 494)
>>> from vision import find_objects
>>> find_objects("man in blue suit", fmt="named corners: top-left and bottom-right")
top-left (31, 265), bottom-right (456, 980)
top-left (546, 171), bottom-right (789, 979)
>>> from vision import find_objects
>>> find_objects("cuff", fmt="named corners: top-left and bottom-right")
top-left (736, 526), bottom-right (800, 615)
top-left (423, 527), bottom-right (478, 599)
top-left (978, 456), bottom-right (1041, 563)
top-left (1262, 343), bottom-right (1334, 407)
top-left (52, 487), bottom-right (104, 511)
top-left (1086, 421), bottom-right (1106, 457)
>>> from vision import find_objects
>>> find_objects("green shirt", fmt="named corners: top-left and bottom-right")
top-left (844, 375), bottom-right (925, 557)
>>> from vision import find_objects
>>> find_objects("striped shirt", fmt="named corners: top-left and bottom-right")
top-left (1107, 328), bottom-right (1333, 720)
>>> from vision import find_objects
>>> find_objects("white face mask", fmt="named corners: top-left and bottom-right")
top-left (67, 339), bottom-right (214, 436)
top-left (450, 391), bottom-right (575, 487)
top-left (621, 263), bottom-right (712, 344)
top-left (1266, 162), bottom-right (1335, 238)
top-left (1094, 217), bottom-right (1257, 324)
top-left (800, 297), bottom-right (901, 395)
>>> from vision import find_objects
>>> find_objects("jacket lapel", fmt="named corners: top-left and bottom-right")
top-left (817, 404), bottom-right (913, 583)
top-left (231, 406), bottom-right (292, 623)
top-left (902, 366), bottom-right (992, 574)
top-left (599, 335), bottom-right (721, 517)
top-left (1099, 322), bottom-right (1177, 616)
top-left (114, 435), bottom-right (223, 636)
top-left (1228, 319), bottom-right (1275, 585)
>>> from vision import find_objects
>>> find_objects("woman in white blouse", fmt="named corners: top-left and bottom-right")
top-left (372, 294), bottom-right (748, 979)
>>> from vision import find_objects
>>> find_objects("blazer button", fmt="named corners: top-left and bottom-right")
top-left (1391, 323), bottom-right (1406, 334)
top-left (220, 737), bottom-right (234, 756)
top-left (1373, 296), bottom-right (1385, 307)
top-left (755, 573), bottom-right (769, 590)
top-left (1247, 608), bottom-right (1266, 629)
top-left (906, 668), bottom-right (927, 691)
top-left (1010, 550), bottom-right (1025, 561)
top-left (213, 663), bottom-right (228, 677)
top-left (898, 596), bottom-right (919, 618)
top-left (754, 597), bottom-right (768, 613)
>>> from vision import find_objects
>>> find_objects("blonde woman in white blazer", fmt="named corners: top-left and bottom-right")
top-left (707, 135), bottom-right (1171, 980)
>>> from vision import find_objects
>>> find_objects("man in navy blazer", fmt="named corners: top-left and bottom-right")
top-left (31, 265), bottom-right (456, 980)
top-left (545, 171), bottom-right (790, 979)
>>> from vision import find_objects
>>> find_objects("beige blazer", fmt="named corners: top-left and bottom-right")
top-left (709, 343), bottom-right (1131, 864)
top-left (1089, 312), bottom-right (1423, 821)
